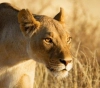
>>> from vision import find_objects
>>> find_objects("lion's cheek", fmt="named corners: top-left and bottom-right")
top-left (27, 44), bottom-right (48, 64)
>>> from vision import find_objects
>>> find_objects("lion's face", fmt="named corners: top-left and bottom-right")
top-left (18, 8), bottom-right (72, 78)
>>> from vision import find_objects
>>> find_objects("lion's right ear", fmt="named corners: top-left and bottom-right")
top-left (18, 9), bottom-right (40, 37)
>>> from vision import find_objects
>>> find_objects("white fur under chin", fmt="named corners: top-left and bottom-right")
top-left (52, 70), bottom-right (69, 79)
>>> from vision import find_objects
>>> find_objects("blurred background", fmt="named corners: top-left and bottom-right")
top-left (0, 0), bottom-right (100, 88)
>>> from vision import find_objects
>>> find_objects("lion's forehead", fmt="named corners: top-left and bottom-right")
top-left (40, 17), bottom-right (69, 36)
top-left (35, 15), bottom-right (63, 30)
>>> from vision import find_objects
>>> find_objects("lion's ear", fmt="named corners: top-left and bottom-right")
top-left (54, 8), bottom-right (65, 26)
top-left (18, 9), bottom-right (40, 37)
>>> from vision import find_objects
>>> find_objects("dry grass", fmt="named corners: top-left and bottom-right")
top-left (0, 0), bottom-right (100, 88)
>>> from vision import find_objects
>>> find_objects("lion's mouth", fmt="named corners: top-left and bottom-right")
top-left (47, 67), bottom-right (69, 78)
top-left (47, 67), bottom-right (67, 72)
top-left (46, 63), bottom-right (72, 78)
top-left (47, 62), bottom-right (72, 72)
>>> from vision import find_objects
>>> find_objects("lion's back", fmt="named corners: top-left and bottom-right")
top-left (0, 3), bottom-right (19, 39)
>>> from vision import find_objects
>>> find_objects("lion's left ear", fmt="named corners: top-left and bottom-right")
top-left (18, 9), bottom-right (40, 37)
top-left (54, 8), bottom-right (65, 27)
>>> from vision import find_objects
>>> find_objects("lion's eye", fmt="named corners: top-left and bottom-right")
top-left (44, 38), bottom-right (53, 44)
top-left (67, 37), bottom-right (72, 44)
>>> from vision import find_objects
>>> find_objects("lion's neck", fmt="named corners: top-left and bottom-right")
top-left (0, 24), bottom-right (32, 67)
top-left (0, 7), bottom-right (31, 65)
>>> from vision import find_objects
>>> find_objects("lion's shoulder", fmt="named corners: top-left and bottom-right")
top-left (0, 3), bottom-right (12, 9)
top-left (0, 3), bottom-right (20, 23)
top-left (0, 3), bottom-right (19, 34)
top-left (0, 2), bottom-right (18, 11)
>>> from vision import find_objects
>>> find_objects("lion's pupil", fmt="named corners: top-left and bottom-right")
top-left (46, 38), bottom-right (52, 43)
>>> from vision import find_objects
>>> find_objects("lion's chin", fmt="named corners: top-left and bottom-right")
top-left (49, 69), bottom-right (69, 79)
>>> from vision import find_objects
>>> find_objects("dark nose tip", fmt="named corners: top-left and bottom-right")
top-left (60, 59), bottom-right (72, 66)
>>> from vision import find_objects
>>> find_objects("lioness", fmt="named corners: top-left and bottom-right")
top-left (0, 3), bottom-right (72, 88)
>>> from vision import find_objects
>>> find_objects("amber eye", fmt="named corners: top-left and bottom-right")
top-left (67, 37), bottom-right (72, 44)
top-left (44, 38), bottom-right (53, 44)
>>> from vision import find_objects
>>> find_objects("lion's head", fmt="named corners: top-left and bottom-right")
top-left (18, 8), bottom-right (72, 78)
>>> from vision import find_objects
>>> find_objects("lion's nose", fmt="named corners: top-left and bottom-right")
top-left (60, 59), bottom-right (72, 66)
